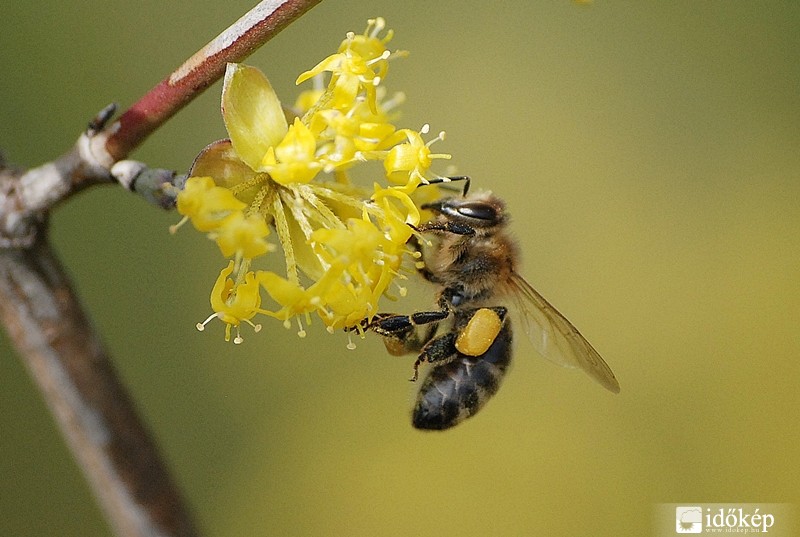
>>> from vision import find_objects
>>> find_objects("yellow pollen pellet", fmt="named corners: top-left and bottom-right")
top-left (455, 308), bottom-right (502, 357)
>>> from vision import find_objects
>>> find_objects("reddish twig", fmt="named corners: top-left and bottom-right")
top-left (105, 0), bottom-right (324, 161)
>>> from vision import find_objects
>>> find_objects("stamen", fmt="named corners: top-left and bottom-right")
top-left (393, 281), bottom-right (408, 297)
top-left (231, 175), bottom-right (268, 197)
top-left (369, 17), bottom-right (386, 38)
top-left (169, 215), bottom-right (190, 234)
top-left (425, 131), bottom-right (446, 148)
top-left (281, 188), bottom-right (330, 271)
top-left (296, 318), bottom-right (307, 338)
top-left (272, 192), bottom-right (300, 285)
top-left (244, 319), bottom-right (262, 333)
top-left (346, 332), bottom-right (357, 350)
top-left (382, 91), bottom-right (406, 112)
top-left (420, 123), bottom-right (430, 135)
top-left (233, 326), bottom-right (244, 344)
top-left (196, 313), bottom-right (219, 332)
top-left (366, 50), bottom-right (391, 67)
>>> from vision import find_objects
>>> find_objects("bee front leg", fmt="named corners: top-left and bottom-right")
top-left (364, 310), bottom-right (450, 357)
top-left (414, 221), bottom-right (476, 236)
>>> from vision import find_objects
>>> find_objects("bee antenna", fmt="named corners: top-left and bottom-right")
top-left (446, 176), bottom-right (471, 196)
top-left (420, 175), bottom-right (472, 196)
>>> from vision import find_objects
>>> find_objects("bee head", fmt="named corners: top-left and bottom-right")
top-left (422, 191), bottom-right (507, 228)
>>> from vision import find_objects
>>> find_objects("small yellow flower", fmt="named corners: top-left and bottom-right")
top-left (212, 212), bottom-right (273, 259)
top-left (259, 118), bottom-right (322, 185)
top-left (294, 88), bottom-right (325, 115)
top-left (383, 125), bottom-right (451, 189)
top-left (258, 271), bottom-right (322, 336)
top-left (371, 185), bottom-right (420, 245)
top-left (312, 219), bottom-right (383, 289)
top-left (319, 279), bottom-right (375, 336)
top-left (197, 262), bottom-right (264, 344)
top-left (296, 17), bottom-right (404, 112)
top-left (175, 176), bottom-right (246, 232)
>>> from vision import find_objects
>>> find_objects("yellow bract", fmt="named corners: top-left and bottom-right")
top-left (222, 63), bottom-right (288, 172)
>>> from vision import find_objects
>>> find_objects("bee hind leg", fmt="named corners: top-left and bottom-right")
top-left (412, 332), bottom-right (458, 381)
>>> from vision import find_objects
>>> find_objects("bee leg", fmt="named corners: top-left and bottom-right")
top-left (365, 310), bottom-right (450, 356)
top-left (415, 221), bottom-right (476, 236)
top-left (420, 175), bottom-right (471, 196)
top-left (367, 310), bottom-right (449, 336)
top-left (412, 332), bottom-right (458, 381)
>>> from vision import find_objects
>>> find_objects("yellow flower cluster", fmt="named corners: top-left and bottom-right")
top-left (172, 18), bottom-right (451, 344)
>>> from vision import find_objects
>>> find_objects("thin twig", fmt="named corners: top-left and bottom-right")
top-left (0, 239), bottom-right (199, 537)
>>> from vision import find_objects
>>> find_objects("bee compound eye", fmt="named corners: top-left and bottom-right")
top-left (456, 202), bottom-right (497, 222)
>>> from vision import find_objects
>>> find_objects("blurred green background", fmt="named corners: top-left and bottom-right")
top-left (2, 1), bottom-right (798, 536)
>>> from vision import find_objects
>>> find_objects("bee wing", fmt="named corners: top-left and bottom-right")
top-left (508, 273), bottom-right (620, 393)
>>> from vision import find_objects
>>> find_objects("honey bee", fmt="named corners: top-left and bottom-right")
top-left (366, 178), bottom-right (620, 430)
